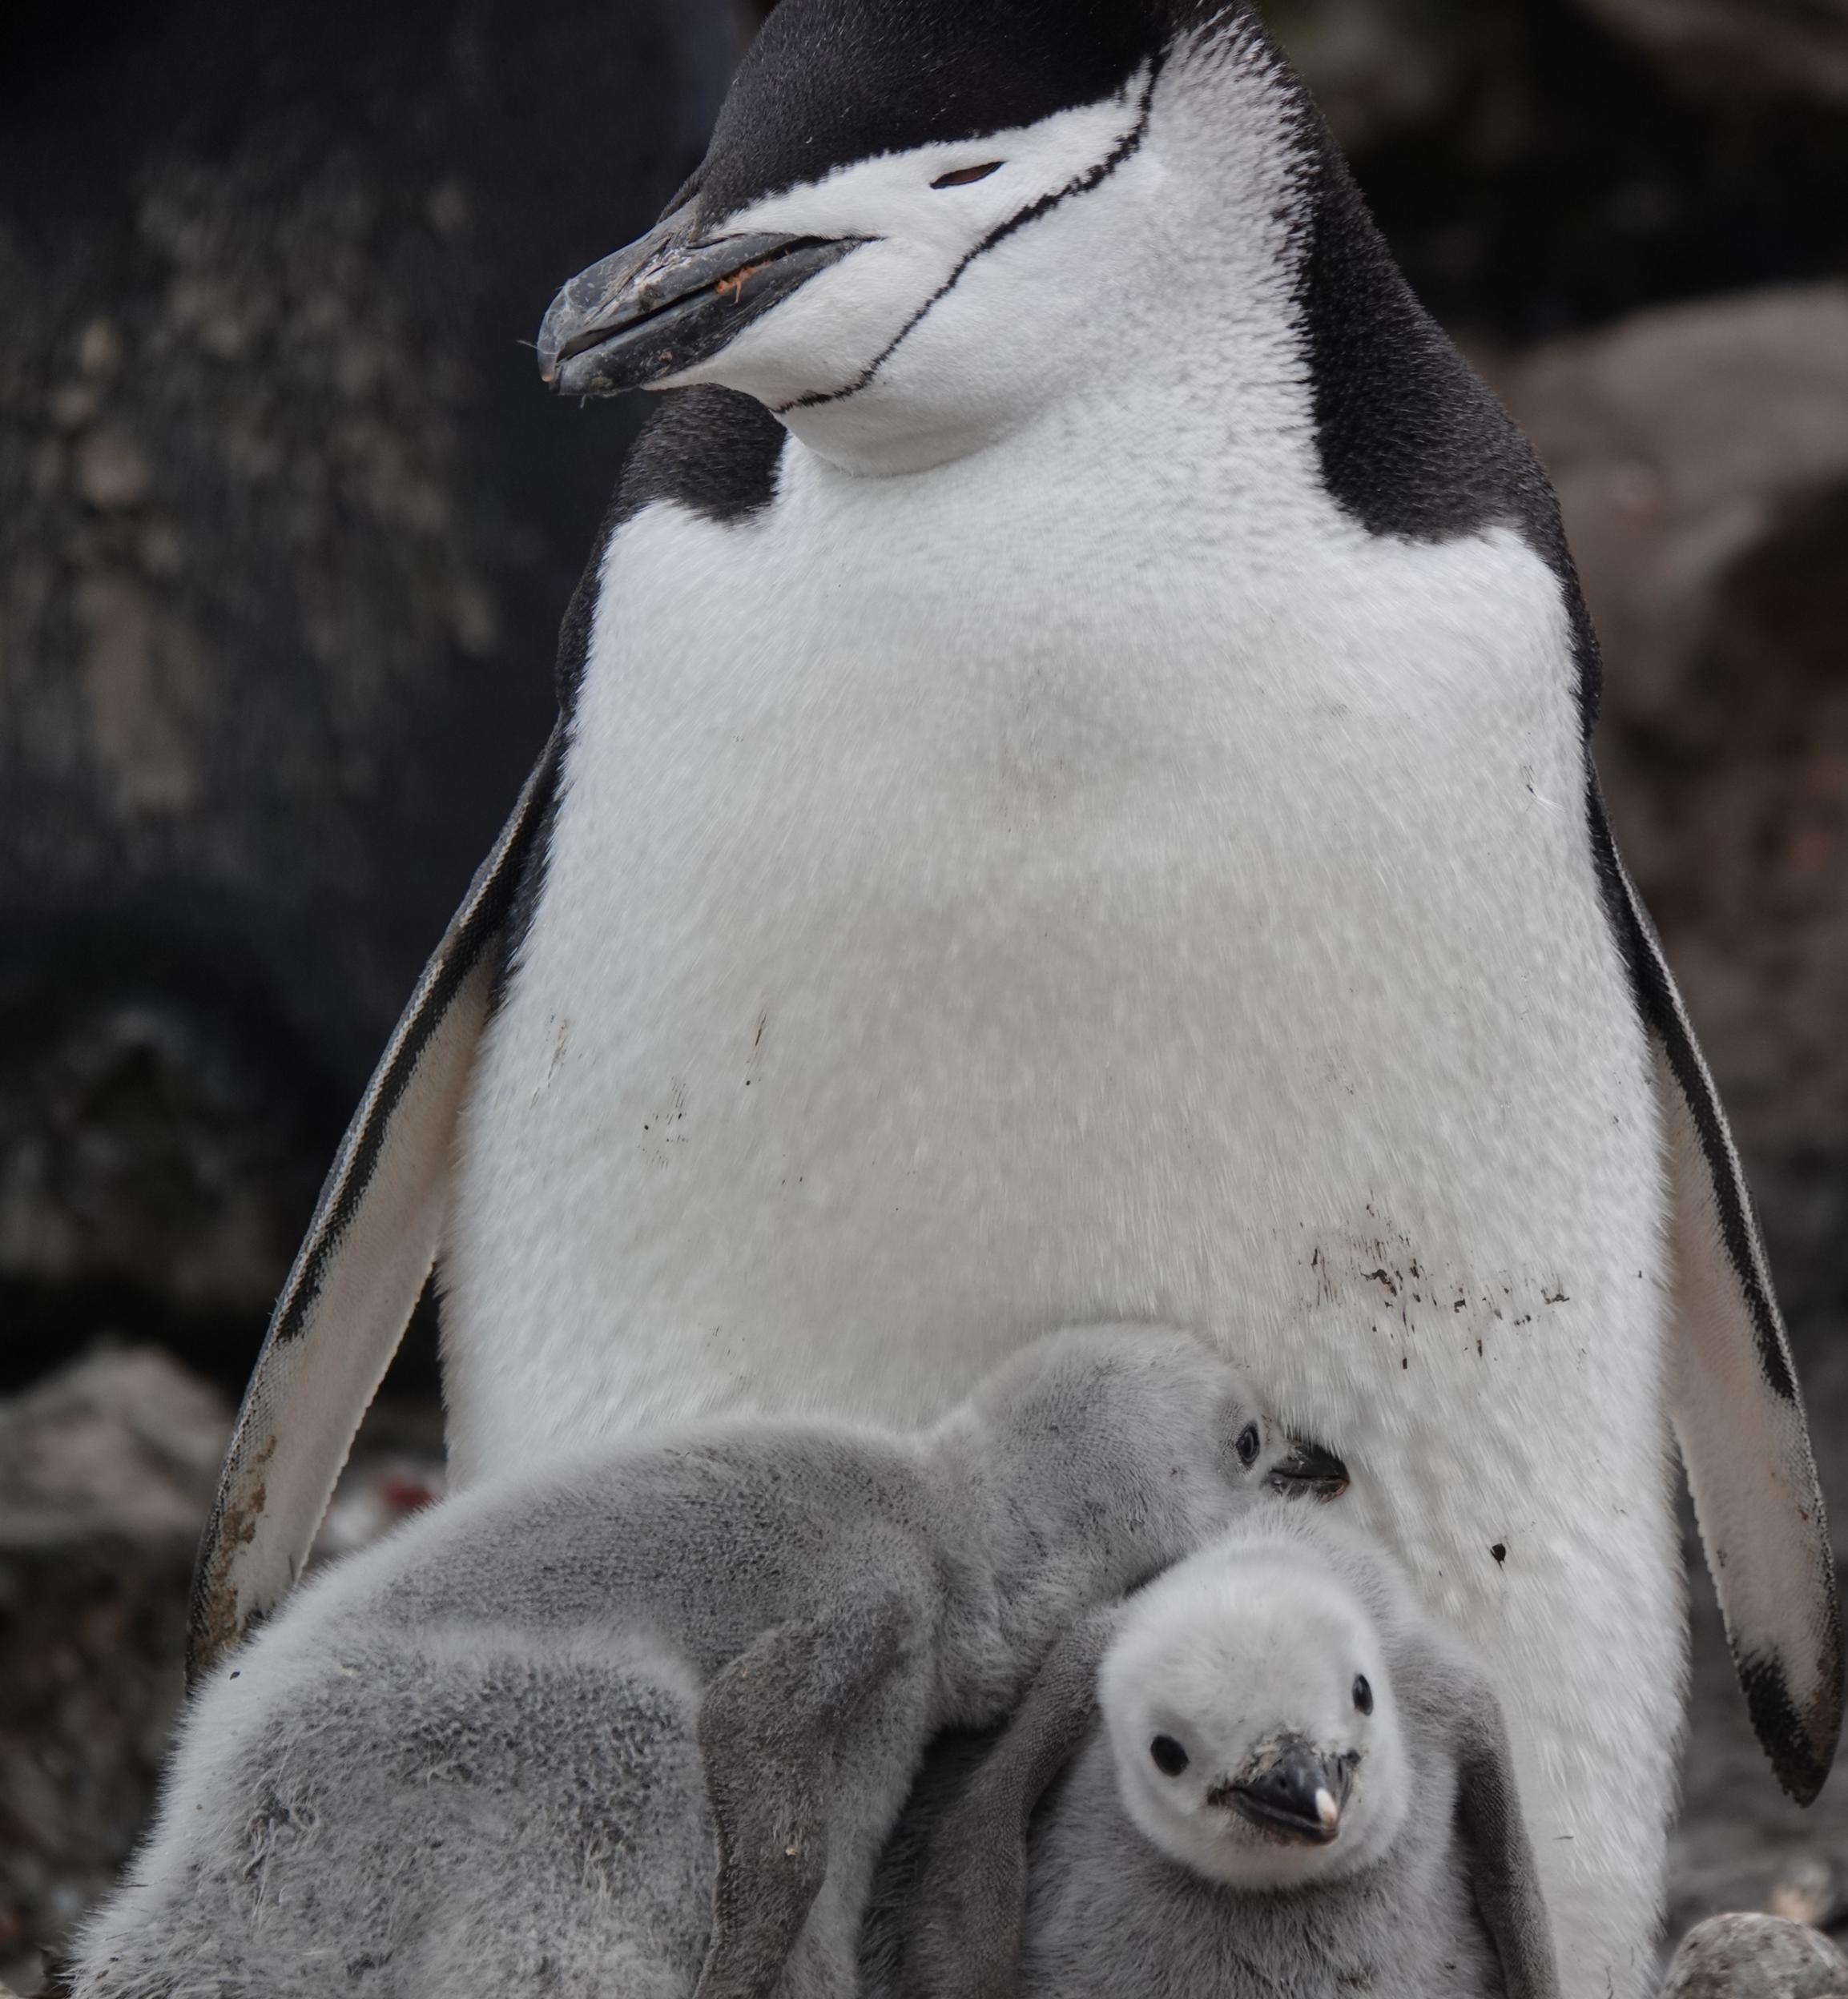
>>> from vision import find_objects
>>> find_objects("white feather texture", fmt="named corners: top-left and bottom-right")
top-left (445, 39), bottom-right (1675, 1997)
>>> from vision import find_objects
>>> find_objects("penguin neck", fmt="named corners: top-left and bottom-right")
top-left (775, 26), bottom-right (1316, 493)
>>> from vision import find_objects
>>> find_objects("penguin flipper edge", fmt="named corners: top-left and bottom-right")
top-left (1596, 795), bottom-right (1843, 1802)
top-left (185, 728), bottom-right (563, 1683)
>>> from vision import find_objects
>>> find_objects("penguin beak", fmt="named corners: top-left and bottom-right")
top-left (1268, 1436), bottom-right (1351, 1502)
top-left (1215, 1736), bottom-right (1351, 1844)
top-left (537, 203), bottom-right (864, 396)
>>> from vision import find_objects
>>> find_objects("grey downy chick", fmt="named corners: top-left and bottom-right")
top-left (74, 1324), bottom-right (1330, 1999)
top-left (900, 1507), bottom-right (1559, 1999)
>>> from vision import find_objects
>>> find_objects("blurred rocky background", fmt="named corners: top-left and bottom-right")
top-left (0, 0), bottom-right (737, 1394)
top-left (2, 0), bottom-right (1846, 1989)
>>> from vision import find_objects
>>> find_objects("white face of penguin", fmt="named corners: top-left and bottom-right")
top-left (666, 80), bottom-right (1155, 430)
top-left (1100, 1545), bottom-right (1411, 1891)
top-left (537, 0), bottom-right (1298, 473)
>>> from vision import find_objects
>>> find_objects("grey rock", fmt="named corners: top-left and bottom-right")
top-left (1500, 285), bottom-right (1848, 724)
top-left (1659, 1912), bottom-right (1848, 1997)
top-left (0, 1345), bottom-right (229, 1545)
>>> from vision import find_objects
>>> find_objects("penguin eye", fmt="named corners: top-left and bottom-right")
top-left (1150, 1735), bottom-right (1190, 1777)
top-left (1235, 1422), bottom-right (1262, 1468)
top-left (1353, 1675), bottom-right (1373, 1715)
top-left (931, 161), bottom-right (1004, 189)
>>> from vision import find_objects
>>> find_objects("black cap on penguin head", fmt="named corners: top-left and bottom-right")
top-left (694, 0), bottom-right (1242, 225)
top-left (536, 0), bottom-right (1270, 402)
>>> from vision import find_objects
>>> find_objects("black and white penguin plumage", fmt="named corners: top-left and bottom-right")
top-left (191, 6), bottom-right (1840, 1993)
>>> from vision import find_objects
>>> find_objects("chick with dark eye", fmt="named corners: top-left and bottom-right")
top-left (1352, 1675), bottom-right (1373, 1715)
top-left (1235, 1423), bottom-right (1262, 1468)
top-left (1150, 1735), bottom-right (1190, 1777)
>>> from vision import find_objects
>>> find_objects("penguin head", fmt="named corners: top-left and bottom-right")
top-left (539, 0), bottom-right (1301, 470)
top-left (1101, 1528), bottom-right (1411, 1888)
top-left (952, 1325), bottom-right (1345, 1592)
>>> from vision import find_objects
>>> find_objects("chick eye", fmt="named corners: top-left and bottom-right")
top-left (1353, 1675), bottom-right (1373, 1715)
top-left (1149, 1734), bottom-right (1190, 1776)
top-left (931, 161), bottom-right (1004, 189)
top-left (1235, 1422), bottom-right (1262, 1468)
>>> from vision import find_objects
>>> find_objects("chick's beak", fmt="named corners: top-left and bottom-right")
top-left (1269, 1436), bottom-right (1351, 1502)
top-left (1216, 1736), bottom-right (1353, 1844)
top-left (537, 201), bottom-right (863, 397)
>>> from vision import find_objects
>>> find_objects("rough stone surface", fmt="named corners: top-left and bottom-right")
top-left (1660, 1912), bottom-right (1848, 1997)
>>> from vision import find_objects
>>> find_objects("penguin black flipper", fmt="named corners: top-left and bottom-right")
top-left (1592, 788), bottom-right (1844, 1803)
top-left (187, 729), bottom-right (562, 1680)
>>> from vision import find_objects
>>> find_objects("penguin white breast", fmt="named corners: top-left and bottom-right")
top-left (445, 392), bottom-right (1666, 1515)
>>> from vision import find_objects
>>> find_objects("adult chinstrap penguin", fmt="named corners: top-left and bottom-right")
top-left (193, 5), bottom-right (1840, 1993)
top-left (79, 1328), bottom-right (1315, 1999)
top-left (894, 1510), bottom-right (1559, 1999)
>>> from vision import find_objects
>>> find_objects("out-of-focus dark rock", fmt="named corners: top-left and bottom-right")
top-left (0, 1348), bottom-right (229, 1993)
top-left (1261, 0), bottom-right (1484, 151)
top-left (0, 0), bottom-right (738, 1388)
top-left (1660, 1911), bottom-right (1848, 1997)
top-left (0, 1346), bottom-right (441, 1989)
top-left (0, 982), bottom-right (329, 1352)
top-left (1285, 0), bottom-right (1848, 351)
top-left (1580, 0), bottom-right (1848, 103)
top-left (0, 1345), bottom-right (227, 1543)
top-left (1500, 286), bottom-right (1848, 727)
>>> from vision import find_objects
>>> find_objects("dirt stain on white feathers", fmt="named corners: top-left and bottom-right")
top-left (1302, 1215), bottom-right (1577, 1370)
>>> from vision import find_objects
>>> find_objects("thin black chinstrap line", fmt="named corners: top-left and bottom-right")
top-left (779, 58), bottom-right (1166, 415)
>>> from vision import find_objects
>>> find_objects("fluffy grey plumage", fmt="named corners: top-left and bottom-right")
top-left (899, 1510), bottom-right (1560, 1999)
top-left (74, 1325), bottom-right (1290, 1999)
